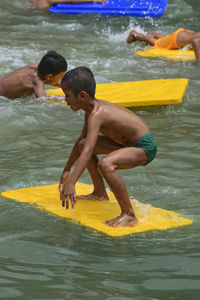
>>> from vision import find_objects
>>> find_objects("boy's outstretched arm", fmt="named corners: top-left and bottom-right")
top-left (192, 38), bottom-right (200, 62)
top-left (60, 114), bottom-right (100, 209)
top-left (31, 0), bottom-right (107, 8)
top-left (48, 0), bottom-right (107, 5)
top-left (59, 117), bottom-right (87, 191)
top-left (33, 77), bottom-right (46, 98)
top-left (59, 136), bottom-right (83, 190)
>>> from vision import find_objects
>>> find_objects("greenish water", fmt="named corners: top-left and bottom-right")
top-left (0, 0), bottom-right (200, 299)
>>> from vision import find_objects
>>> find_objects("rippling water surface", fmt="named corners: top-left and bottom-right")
top-left (0, 0), bottom-right (200, 299)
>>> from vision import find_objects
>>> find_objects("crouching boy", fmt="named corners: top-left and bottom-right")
top-left (59, 67), bottom-right (157, 227)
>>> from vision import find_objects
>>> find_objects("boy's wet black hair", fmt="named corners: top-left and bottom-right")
top-left (61, 66), bottom-right (96, 98)
top-left (37, 50), bottom-right (67, 77)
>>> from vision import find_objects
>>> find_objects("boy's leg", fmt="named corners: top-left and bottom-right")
top-left (76, 153), bottom-right (109, 201)
top-left (126, 28), bottom-right (156, 45)
top-left (151, 32), bottom-right (166, 39)
top-left (77, 135), bottom-right (123, 201)
top-left (98, 147), bottom-right (148, 227)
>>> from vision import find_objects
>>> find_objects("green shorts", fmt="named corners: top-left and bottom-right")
top-left (131, 132), bottom-right (157, 164)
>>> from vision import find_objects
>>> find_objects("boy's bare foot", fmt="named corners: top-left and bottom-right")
top-left (104, 213), bottom-right (138, 227)
top-left (76, 192), bottom-right (109, 201)
top-left (126, 29), bottom-right (138, 43)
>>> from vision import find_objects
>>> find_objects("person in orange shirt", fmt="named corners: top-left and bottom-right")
top-left (31, 0), bottom-right (107, 8)
top-left (126, 28), bottom-right (200, 62)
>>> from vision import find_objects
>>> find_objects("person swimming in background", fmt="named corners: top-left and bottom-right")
top-left (0, 51), bottom-right (67, 99)
top-left (126, 28), bottom-right (200, 62)
top-left (31, 0), bottom-right (107, 8)
top-left (59, 66), bottom-right (157, 227)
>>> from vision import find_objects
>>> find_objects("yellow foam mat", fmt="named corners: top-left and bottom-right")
top-left (136, 47), bottom-right (195, 62)
top-left (1, 183), bottom-right (193, 237)
top-left (46, 78), bottom-right (188, 107)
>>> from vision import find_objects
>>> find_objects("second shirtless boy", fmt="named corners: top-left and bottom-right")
top-left (59, 67), bottom-right (157, 227)
top-left (0, 50), bottom-right (67, 99)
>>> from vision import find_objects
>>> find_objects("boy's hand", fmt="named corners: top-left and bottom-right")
top-left (60, 182), bottom-right (76, 210)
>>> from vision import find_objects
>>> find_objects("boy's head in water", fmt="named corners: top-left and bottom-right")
top-left (0, 50), bottom-right (67, 99)
top-left (38, 50), bottom-right (67, 86)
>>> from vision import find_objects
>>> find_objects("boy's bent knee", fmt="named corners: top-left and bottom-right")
top-left (98, 157), bottom-right (115, 174)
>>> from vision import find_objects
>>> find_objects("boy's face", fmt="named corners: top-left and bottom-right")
top-left (62, 83), bottom-right (81, 111)
top-left (52, 71), bottom-right (65, 85)
top-left (44, 71), bottom-right (65, 85)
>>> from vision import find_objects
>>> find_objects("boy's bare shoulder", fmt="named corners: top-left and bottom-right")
top-left (94, 99), bottom-right (146, 126)
top-left (96, 99), bottom-right (133, 115)
top-left (0, 63), bottom-right (38, 78)
top-left (18, 63), bottom-right (38, 72)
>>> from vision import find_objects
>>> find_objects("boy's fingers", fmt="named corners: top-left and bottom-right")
top-left (60, 190), bottom-right (66, 207)
top-left (60, 190), bottom-right (64, 202)
top-left (60, 192), bottom-right (76, 210)
top-left (66, 196), bottom-right (69, 209)
top-left (71, 195), bottom-right (76, 209)
top-left (60, 193), bottom-right (65, 206)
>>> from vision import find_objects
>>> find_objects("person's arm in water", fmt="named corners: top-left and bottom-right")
top-left (49, 0), bottom-right (107, 4)
top-left (33, 76), bottom-right (46, 98)
top-left (192, 37), bottom-right (200, 62)
top-left (33, 72), bottom-right (65, 98)
top-left (59, 115), bottom-right (87, 192)
top-left (32, 0), bottom-right (107, 8)
top-left (60, 111), bottom-right (101, 208)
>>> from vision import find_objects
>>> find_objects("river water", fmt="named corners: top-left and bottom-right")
top-left (0, 0), bottom-right (200, 299)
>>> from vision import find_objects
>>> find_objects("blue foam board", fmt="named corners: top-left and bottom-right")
top-left (49, 0), bottom-right (168, 17)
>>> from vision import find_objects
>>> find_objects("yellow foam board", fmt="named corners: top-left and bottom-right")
top-left (46, 78), bottom-right (188, 107)
top-left (1, 183), bottom-right (193, 237)
top-left (136, 47), bottom-right (195, 62)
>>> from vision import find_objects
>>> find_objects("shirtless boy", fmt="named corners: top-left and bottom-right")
top-left (126, 28), bottom-right (200, 62)
top-left (0, 51), bottom-right (67, 99)
top-left (31, 0), bottom-right (107, 8)
top-left (59, 67), bottom-right (157, 227)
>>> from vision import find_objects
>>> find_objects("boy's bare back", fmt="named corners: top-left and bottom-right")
top-left (86, 99), bottom-right (149, 146)
top-left (0, 64), bottom-right (43, 99)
